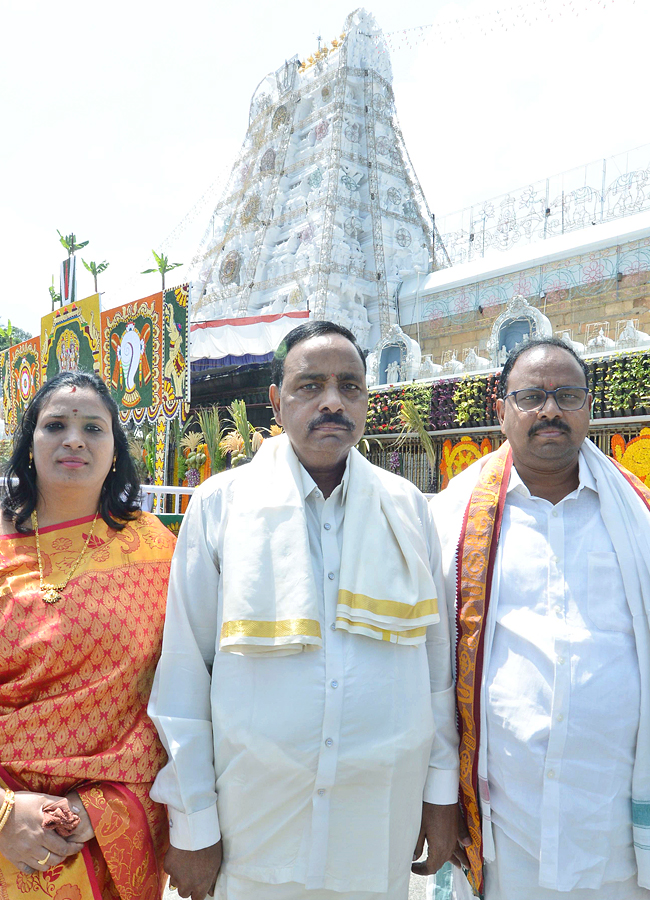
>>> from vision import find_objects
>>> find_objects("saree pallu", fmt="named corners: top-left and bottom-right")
top-left (0, 512), bottom-right (176, 899)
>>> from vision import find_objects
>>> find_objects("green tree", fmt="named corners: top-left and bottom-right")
top-left (0, 320), bottom-right (32, 352)
top-left (57, 230), bottom-right (89, 257)
top-left (82, 258), bottom-right (109, 293)
top-left (141, 249), bottom-right (182, 291)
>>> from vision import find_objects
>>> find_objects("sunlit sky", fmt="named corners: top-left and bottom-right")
top-left (2, 0), bottom-right (647, 337)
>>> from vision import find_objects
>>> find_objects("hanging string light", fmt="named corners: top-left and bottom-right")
top-left (374, 0), bottom-right (629, 54)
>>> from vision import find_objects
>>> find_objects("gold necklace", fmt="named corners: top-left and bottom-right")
top-left (31, 509), bottom-right (99, 604)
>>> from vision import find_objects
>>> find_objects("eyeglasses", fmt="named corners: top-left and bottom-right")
top-left (505, 386), bottom-right (589, 412)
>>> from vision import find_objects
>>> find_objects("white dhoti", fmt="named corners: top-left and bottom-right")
top-left (484, 826), bottom-right (650, 900)
top-left (215, 868), bottom-right (411, 899)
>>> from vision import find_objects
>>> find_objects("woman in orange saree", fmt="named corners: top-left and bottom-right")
top-left (0, 372), bottom-right (175, 900)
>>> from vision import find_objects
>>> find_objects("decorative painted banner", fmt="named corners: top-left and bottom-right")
top-left (440, 435), bottom-right (493, 489)
top-left (101, 293), bottom-right (162, 423)
top-left (9, 338), bottom-right (41, 426)
top-left (41, 294), bottom-right (102, 382)
top-left (2, 286), bottom-right (189, 435)
top-left (100, 284), bottom-right (189, 424)
top-left (161, 283), bottom-right (190, 420)
top-left (0, 350), bottom-right (11, 434)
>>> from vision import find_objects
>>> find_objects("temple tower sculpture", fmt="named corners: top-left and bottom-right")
top-left (191, 8), bottom-right (448, 360)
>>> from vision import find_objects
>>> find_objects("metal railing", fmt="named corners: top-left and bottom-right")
top-left (364, 416), bottom-right (650, 493)
top-left (0, 480), bottom-right (195, 515)
top-left (436, 144), bottom-right (650, 266)
top-left (140, 484), bottom-right (195, 514)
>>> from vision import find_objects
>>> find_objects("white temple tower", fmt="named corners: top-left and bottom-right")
top-left (192, 8), bottom-right (448, 370)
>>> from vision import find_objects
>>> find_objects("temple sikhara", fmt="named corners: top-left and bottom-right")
top-left (190, 8), bottom-right (445, 386)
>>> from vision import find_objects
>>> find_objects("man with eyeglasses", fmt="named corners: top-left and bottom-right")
top-left (429, 336), bottom-right (650, 899)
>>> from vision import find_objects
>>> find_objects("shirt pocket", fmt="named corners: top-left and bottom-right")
top-left (587, 551), bottom-right (633, 633)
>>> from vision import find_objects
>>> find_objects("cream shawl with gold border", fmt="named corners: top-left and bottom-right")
top-left (220, 434), bottom-right (439, 654)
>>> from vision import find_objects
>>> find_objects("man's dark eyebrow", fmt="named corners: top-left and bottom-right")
top-left (336, 371), bottom-right (364, 382)
top-left (296, 372), bottom-right (363, 382)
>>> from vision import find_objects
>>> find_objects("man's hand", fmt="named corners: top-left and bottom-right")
top-left (0, 791), bottom-right (85, 874)
top-left (411, 801), bottom-right (460, 876)
top-left (165, 842), bottom-right (222, 899)
top-left (450, 808), bottom-right (471, 870)
top-left (64, 792), bottom-right (95, 843)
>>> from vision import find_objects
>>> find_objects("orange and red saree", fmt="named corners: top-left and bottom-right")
top-left (0, 511), bottom-right (175, 899)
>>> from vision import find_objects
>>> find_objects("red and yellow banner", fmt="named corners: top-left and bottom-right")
top-left (41, 294), bottom-right (102, 383)
top-left (99, 284), bottom-right (189, 425)
top-left (8, 337), bottom-right (41, 427)
top-left (101, 293), bottom-right (163, 423)
top-left (2, 285), bottom-right (189, 433)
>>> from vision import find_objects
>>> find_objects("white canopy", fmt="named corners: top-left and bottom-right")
top-left (190, 311), bottom-right (309, 366)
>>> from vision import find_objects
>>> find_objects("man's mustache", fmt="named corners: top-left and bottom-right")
top-left (528, 419), bottom-right (571, 438)
top-left (309, 412), bottom-right (355, 432)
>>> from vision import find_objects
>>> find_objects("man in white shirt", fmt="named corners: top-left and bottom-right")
top-left (149, 321), bottom-right (460, 900)
top-left (431, 337), bottom-right (650, 899)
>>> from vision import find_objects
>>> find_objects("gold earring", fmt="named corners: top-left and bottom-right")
top-left (29, 449), bottom-right (34, 468)
top-left (112, 456), bottom-right (117, 473)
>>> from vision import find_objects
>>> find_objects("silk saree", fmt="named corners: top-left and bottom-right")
top-left (0, 511), bottom-right (175, 899)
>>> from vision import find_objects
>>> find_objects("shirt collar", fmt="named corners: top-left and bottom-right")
top-left (508, 446), bottom-right (596, 500)
top-left (297, 450), bottom-right (351, 503)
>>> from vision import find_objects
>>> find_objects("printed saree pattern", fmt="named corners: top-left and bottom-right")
top-left (0, 512), bottom-right (175, 899)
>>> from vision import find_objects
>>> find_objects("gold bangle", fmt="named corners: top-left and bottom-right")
top-left (0, 795), bottom-right (10, 828)
top-left (0, 806), bottom-right (13, 831)
top-left (0, 790), bottom-right (15, 835)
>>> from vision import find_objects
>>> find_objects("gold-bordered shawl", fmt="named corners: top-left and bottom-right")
top-left (455, 442), bottom-right (512, 897)
top-left (455, 444), bottom-right (650, 897)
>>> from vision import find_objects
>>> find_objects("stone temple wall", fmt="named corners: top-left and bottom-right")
top-left (404, 235), bottom-right (650, 364)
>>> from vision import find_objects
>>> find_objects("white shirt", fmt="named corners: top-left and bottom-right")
top-left (486, 455), bottom-right (640, 891)
top-left (149, 452), bottom-right (458, 894)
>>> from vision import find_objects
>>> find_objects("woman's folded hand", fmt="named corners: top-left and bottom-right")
top-left (64, 791), bottom-right (95, 843)
top-left (0, 790), bottom-right (85, 874)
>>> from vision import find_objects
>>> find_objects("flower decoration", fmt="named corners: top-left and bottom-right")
top-left (611, 428), bottom-right (650, 483)
top-left (388, 450), bottom-right (400, 472)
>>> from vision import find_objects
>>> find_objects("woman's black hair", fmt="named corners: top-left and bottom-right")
top-left (2, 371), bottom-right (141, 534)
